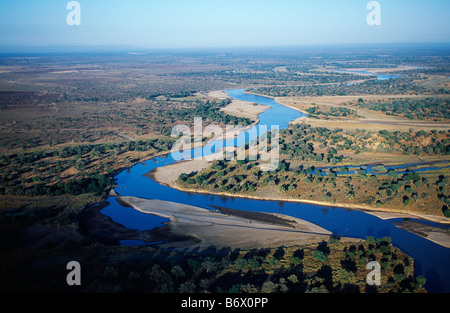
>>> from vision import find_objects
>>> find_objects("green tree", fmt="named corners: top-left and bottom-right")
top-left (171, 265), bottom-right (185, 279)
top-left (387, 169), bottom-right (399, 178)
top-left (403, 197), bottom-right (411, 206)
top-left (215, 171), bottom-right (225, 177)
top-left (416, 275), bottom-right (427, 287)
top-left (313, 250), bottom-right (328, 262)
top-left (261, 281), bottom-right (277, 293)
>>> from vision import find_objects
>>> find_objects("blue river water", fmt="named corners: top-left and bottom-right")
top-left (338, 69), bottom-right (404, 81)
top-left (100, 88), bottom-right (450, 293)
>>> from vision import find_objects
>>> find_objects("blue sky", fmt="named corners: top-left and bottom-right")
top-left (0, 0), bottom-right (449, 49)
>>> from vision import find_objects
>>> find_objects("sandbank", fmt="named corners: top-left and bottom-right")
top-left (117, 196), bottom-right (357, 250)
top-left (207, 90), bottom-right (270, 121)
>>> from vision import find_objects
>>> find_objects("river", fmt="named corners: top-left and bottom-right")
top-left (100, 88), bottom-right (450, 293)
top-left (338, 69), bottom-right (403, 81)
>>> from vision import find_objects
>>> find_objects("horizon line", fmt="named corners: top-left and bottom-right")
top-left (1, 41), bottom-right (450, 54)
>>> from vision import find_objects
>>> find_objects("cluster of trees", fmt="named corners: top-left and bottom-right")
top-left (252, 77), bottom-right (435, 97)
top-left (340, 237), bottom-right (426, 291)
top-left (376, 129), bottom-right (450, 156)
top-left (168, 98), bottom-right (253, 127)
top-left (283, 124), bottom-right (449, 158)
top-left (280, 125), bottom-right (347, 163)
top-left (56, 139), bottom-right (174, 159)
top-left (436, 176), bottom-right (450, 217)
top-left (374, 172), bottom-right (427, 207)
top-left (305, 105), bottom-right (359, 119)
top-left (0, 138), bottom-right (175, 198)
top-left (0, 174), bottom-right (114, 197)
top-left (181, 69), bottom-right (365, 86)
top-left (178, 160), bottom-right (259, 194)
top-left (358, 98), bottom-right (450, 120)
top-left (66, 236), bottom-right (425, 293)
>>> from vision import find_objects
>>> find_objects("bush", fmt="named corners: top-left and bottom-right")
top-left (178, 173), bottom-right (189, 182)
top-left (387, 169), bottom-right (399, 178)
top-left (442, 205), bottom-right (450, 218)
top-left (171, 265), bottom-right (185, 279)
top-left (403, 197), bottom-right (411, 206)
top-left (416, 275), bottom-right (427, 287)
top-left (215, 171), bottom-right (225, 177)
top-left (261, 281), bottom-right (277, 293)
top-left (313, 250), bottom-right (328, 262)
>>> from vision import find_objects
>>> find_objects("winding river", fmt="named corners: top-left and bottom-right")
top-left (100, 88), bottom-right (450, 293)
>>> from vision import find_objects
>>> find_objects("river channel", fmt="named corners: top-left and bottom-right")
top-left (100, 87), bottom-right (450, 293)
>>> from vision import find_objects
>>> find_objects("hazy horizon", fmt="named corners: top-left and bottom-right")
top-left (0, 0), bottom-right (449, 50)
top-left (1, 42), bottom-right (449, 55)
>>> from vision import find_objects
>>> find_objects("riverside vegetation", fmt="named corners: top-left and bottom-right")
top-left (0, 232), bottom-right (427, 293)
top-left (177, 124), bottom-right (450, 218)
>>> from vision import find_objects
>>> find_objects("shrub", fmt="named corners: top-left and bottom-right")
top-left (387, 169), bottom-right (399, 178)
top-left (442, 205), bottom-right (450, 218)
top-left (416, 275), bottom-right (427, 287)
top-left (403, 197), bottom-right (411, 206)
top-left (178, 173), bottom-right (189, 182)
top-left (313, 250), bottom-right (328, 262)
top-left (215, 171), bottom-right (225, 177)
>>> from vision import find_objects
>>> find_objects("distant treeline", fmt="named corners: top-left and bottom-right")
top-left (252, 78), bottom-right (447, 97)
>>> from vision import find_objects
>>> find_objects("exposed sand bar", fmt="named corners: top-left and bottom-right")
top-left (391, 220), bottom-right (450, 249)
top-left (148, 158), bottom-right (212, 187)
top-left (207, 90), bottom-right (270, 121)
top-left (118, 196), bottom-right (357, 250)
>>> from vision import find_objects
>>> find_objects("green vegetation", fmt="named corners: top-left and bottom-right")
top-left (0, 232), bottom-right (426, 293)
top-left (167, 98), bottom-right (253, 129)
top-left (0, 138), bottom-right (175, 197)
top-left (177, 123), bottom-right (450, 217)
top-left (305, 105), bottom-right (361, 120)
top-left (252, 77), bottom-right (444, 98)
top-left (356, 97), bottom-right (450, 121)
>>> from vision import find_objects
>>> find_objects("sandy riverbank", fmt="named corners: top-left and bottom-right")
top-left (117, 196), bottom-right (358, 250)
top-left (147, 158), bottom-right (212, 187)
top-left (207, 90), bottom-right (270, 121)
